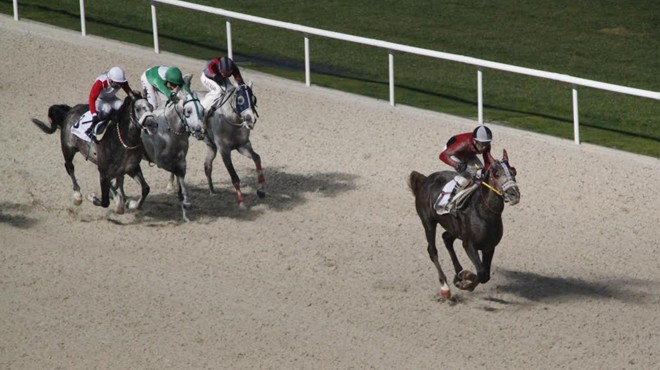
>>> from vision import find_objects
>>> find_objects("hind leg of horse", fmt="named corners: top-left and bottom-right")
top-left (442, 231), bottom-right (476, 290)
top-left (238, 143), bottom-right (265, 198)
top-left (424, 222), bottom-right (451, 298)
top-left (203, 140), bottom-right (218, 194)
top-left (63, 153), bottom-right (83, 206)
top-left (221, 149), bottom-right (245, 206)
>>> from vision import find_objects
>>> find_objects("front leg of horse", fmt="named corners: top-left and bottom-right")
top-left (221, 150), bottom-right (245, 207)
top-left (88, 176), bottom-right (112, 208)
top-left (127, 167), bottom-right (150, 210)
top-left (441, 232), bottom-right (473, 290)
top-left (238, 145), bottom-right (265, 199)
top-left (459, 240), bottom-right (489, 290)
top-left (110, 177), bottom-right (125, 215)
top-left (176, 175), bottom-right (191, 223)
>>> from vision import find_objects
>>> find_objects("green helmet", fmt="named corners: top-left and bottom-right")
top-left (165, 67), bottom-right (184, 86)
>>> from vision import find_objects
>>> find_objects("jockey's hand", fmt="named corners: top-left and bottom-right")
top-left (130, 90), bottom-right (141, 99)
top-left (456, 162), bottom-right (467, 174)
top-left (467, 164), bottom-right (481, 178)
top-left (91, 115), bottom-right (100, 125)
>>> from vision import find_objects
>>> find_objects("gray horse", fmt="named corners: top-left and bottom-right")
top-left (140, 75), bottom-right (205, 222)
top-left (408, 149), bottom-right (521, 299)
top-left (31, 95), bottom-right (153, 214)
top-left (202, 83), bottom-right (264, 207)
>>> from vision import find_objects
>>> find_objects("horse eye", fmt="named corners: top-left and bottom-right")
top-left (237, 96), bottom-right (245, 105)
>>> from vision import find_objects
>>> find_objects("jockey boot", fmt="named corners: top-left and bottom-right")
top-left (94, 120), bottom-right (108, 142)
top-left (446, 175), bottom-right (471, 213)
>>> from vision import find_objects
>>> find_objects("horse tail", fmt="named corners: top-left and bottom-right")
top-left (31, 104), bottom-right (72, 134)
top-left (408, 171), bottom-right (427, 196)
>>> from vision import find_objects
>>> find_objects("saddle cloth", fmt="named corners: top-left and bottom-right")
top-left (71, 111), bottom-right (94, 142)
top-left (435, 182), bottom-right (479, 215)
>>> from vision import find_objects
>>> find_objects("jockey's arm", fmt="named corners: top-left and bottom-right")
top-left (439, 146), bottom-right (460, 169)
top-left (233, 67), bottom-right (244, 86)
top-left (121, 82), bottom-right (133, 96)
top-left (88, 80), bottom-right (103, 116)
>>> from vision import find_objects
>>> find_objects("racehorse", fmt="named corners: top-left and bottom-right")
top-left (202, 83), bottom-right (264, 207)
top-left (140, 74), bottom-right (205, 222)
top-left (408, 149), bottom-right (521, 299)
top-left (31, 95), bottom-right (153, 213)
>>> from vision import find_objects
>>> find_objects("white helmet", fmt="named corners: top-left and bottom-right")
top-left (472, 125), bottom-right (493, 143)
top-left (107, 66), bottom-right (127, 83)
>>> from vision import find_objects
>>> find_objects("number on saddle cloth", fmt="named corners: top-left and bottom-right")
top-left (71, 111), bottom-right (95, 142)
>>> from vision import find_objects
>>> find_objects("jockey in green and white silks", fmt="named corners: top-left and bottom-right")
top-left (140, 66), bottom-right (186, 110)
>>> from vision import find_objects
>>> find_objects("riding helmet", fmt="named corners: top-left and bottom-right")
top-left (472, 125), bottom-right (493, 143)
top-left (219, 57), bottom-right (234, 75)
top-left (165, 67), bottom-right (184, 86)
top-left (107, 66), bottom-right (127, 83)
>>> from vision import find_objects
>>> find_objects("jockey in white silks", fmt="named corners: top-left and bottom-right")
top-left (86, 66), bottom-right (135, 141)
top-left (199, 56), bottom-right (245, 111)
top-left (140, 66), bottom-right (186, 110)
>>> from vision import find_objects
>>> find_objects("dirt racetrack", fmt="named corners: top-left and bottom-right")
top-left (1, 15), bottom-right (660, 370)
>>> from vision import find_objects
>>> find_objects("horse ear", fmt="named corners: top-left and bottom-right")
top-left (247, 80), bottom-right (253, 88)
top-left (183, 74), bottom-right (192, 86)
top-left (502, 148), bottom-right (509, 162)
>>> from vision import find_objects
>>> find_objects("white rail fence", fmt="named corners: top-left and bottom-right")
top-left (11, 0), bottom-right (660, 145)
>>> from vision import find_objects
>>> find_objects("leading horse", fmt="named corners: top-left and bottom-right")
top-left (31, 95), bottom-right (153, 214)
top-left (140, 74), bottom-right (205, 222)
top-left (408, 149), bottom-right (521, 299)
top-left (202, 83), bottom-right (264, 207)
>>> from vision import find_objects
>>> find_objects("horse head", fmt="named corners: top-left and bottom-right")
top-left (161, 74), bottom-right (206, 139)
top-left (484, 149), bottom-right (520, 205)
top-left (232, 83), bottom-right (259, 130)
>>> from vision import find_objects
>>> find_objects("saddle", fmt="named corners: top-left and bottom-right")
top-left (435, 181), bottom-right (480, 216)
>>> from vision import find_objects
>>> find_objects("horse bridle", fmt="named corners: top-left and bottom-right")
top-left (482, 160), bottom-right (517, 201)
top-left (168, 93), bottom-right (204, 136)
top-left (217, 86), bottom-right (259, 128)
top-left (115, 98), bottom-right (147, 150)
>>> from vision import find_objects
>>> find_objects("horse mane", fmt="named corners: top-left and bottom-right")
top-left (408, 171), bottom-right (427, 195)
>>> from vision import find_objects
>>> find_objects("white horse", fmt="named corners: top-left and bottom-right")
top-left (202, 83), bottom-right (263, 207)
top-left (141, 74), bottom-right (205, 222)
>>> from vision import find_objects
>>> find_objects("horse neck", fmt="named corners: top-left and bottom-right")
top-left (158, 104), bottom-right (185, 132)
top-left (476, 178), bottom-right (505, 216)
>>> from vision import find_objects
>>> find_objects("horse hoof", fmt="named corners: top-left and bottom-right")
top-left (72, 192), bottom-right (83, 206)
top-left (127, 200), bottom-right (140, 210)
top-left (440, 287), bottom-right (451, 299)
top-left (257, 190), bottom-right (266, 199)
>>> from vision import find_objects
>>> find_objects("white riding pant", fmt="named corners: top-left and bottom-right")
top-left (94, 96), bottom-right (122, 121)
top-left (200, 74), bottom-right (235, 110)
top-left (437, 175), bottom-right (470, 208)
top-left (140, 72), bottom-right (168, 110)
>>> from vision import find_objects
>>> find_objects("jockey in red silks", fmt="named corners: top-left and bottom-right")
top-left (200, 56), bottom-right (245, 111)
top-left (435, 125), bottom-right (496, 214)
top-left (86, 66), bottom-right (135, 141)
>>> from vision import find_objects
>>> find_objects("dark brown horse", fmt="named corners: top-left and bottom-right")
top-left (408, 149), bottom-right (521, 299)
top-left (31, 95), bottom-right (152, 213)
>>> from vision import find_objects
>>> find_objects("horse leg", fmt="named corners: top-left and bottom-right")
top-left (110, 176), bottom-right (125, 215)
top-left (238, 143), bottom-right (265, 198)
top-left (460, 239), bottom-right (486, 290)
top-left (220, 149), bottom-right (245, 207)
top-left (126, 167), bottom-right (150, 210)
top-left (442, 231), bottom-right (476, 290)
top-left (88, 174), bottom-right (111, 208)
top-left (63, 150), bottom-right (83, 206)
top-left (203, 140), bottom-right (218, 194)
top-left (175, 174), bottom-right (191, 223)
top-left (424, 222), bottom-right (451, 298)
top-left (479, 248), bottom-right (494, 284)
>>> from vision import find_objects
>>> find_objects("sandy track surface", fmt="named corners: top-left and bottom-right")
top-left (1, 15), bottom-right (659, 369)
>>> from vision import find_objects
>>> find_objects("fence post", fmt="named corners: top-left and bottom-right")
top-left (572, 86), bottom-right (580, 144)
top-left (79, 0), bottom-right (86, 36)
top-left (151, 2), bottom-right (160, 53)
top-left (477, 68), bottom-right (483, 125)
top-left (13, 0), bottom-right (18, 20)
top-left (389, 51), bottom-right (395, 106)
top-left (304, 35), bottom-right (310, 87)
top-left (226, 20), bottom-right (233, 59)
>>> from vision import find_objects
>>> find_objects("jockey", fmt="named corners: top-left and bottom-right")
top-left (200, 56), bottom-right (245, 110)
top-left (435, 125), bottom-right (496, 214)
top-left (140, 65), bottom-right (186, 110)
top-left (86, 66), bottom-right (135, 141)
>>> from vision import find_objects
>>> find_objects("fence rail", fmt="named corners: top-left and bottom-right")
top-left (11, 0), bottom-right (660, 145)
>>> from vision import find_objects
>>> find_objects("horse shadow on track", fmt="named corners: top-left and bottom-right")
top-left (493, 269), bottom-right (656, 304)
top-left (0, 202), bottom-right (39, 229)
top-left (131, 167), bottom-right (358, 223)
